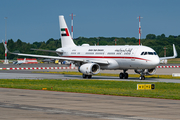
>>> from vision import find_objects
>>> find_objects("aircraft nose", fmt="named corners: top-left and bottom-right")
top-left (152, 57), bottom-right (160, 66)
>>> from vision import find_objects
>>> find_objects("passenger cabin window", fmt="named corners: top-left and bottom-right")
top-left (71, 52), bottom-right (76, 54)
top-left (107, 52), bottom-right (115, 55)
top-left (116, 53), bottom-right (121, 55)
top-left (95, 52), bottom-right (103, 54)
top-left (85, 52), bottom-right (94, 54)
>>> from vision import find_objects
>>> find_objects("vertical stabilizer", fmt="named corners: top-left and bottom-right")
top-left (59, 15), bottom-right (76, 48)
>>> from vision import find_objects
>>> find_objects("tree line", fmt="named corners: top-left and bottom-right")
top-left (0, 33), bottom-right (179, 60)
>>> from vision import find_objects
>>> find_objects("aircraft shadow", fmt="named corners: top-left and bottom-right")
top-left (63, 74), bottom-right (158, 81)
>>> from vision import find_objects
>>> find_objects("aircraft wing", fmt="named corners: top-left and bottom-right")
top-left (30, 48), bottom-right (63, 54)
top-left (2, 40), bottom-right (109, 65)
top-left (159, 44), bottom-right (178, 60)
top-left (9, 52), bottom-right (109, 64)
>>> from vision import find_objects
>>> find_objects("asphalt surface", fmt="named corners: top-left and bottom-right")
top-left (0, 88), bottom-right (180, 120)
top-left (0, 70), bottom-right (180, 83)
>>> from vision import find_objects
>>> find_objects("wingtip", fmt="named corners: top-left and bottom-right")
top-left (173, 44), bottom-right (177, 57)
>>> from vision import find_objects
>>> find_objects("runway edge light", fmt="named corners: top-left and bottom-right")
top-left (137, 84), bottom-right (155, 90)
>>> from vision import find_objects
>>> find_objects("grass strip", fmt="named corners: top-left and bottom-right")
top-left (33, 71), bottom-right (180, 79)
top-left (168, 58), bottom-right (180, 64)
top-left (0, 79), bottom-right (180, 100)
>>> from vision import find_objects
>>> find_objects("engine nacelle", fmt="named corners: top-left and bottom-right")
top-left (134, 68), bottom-right (156, 75)
top-left (78, 63), bottom-right (100, 75)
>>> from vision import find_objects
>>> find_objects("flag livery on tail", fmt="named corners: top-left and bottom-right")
top-left (61, 28), bottom-right (69, 36)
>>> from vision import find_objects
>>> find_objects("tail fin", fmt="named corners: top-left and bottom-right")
top-left (59, 15), bottom-right (76, 48)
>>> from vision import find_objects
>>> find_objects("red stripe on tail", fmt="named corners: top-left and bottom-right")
top-left (65, 28), bottom-right (69, 36)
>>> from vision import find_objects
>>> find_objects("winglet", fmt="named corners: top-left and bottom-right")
top-left (173, 44), bottom-right (177, 58)
top-left (159, 44), bottom-right (178, 60)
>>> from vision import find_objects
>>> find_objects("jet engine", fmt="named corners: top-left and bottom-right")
top-left (134, 68), bottom-right (156, 75)
top-left (78, 63), bottom-right (100, 75)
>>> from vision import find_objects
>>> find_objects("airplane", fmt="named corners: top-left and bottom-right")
top-left (2, 15), bottom-right (177, 80)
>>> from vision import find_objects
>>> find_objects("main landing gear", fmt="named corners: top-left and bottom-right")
top-left (119, 69), bottom-right (146, 80)
top-left (119, 70), bottom-right (128, 79)
top-left (82, 74), bottom-right (92, 79)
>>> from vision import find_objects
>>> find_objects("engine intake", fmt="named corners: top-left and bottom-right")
top-left (78, 63), bottom-right (100, 75)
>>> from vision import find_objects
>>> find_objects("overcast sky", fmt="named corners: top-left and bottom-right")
top-left (0, 0), bottom-right (180, 43)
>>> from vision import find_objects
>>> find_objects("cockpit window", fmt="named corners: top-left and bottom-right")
top-left (141, 51), bottom-right (157, 55)
top-left (141, 52), bottom-right (144, 55)
top-left (148, 52), bottom-right (153, 55)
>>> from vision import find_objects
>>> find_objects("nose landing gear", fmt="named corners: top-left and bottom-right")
top-left (139, 70), bottom-right (145, 80)
top-left (139, 75), bottom-right (145, 80)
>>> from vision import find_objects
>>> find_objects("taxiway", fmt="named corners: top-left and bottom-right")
top-left (0, 70), bottom-right (180, 83)
top-left (0, 88), bottom-right (180, 120)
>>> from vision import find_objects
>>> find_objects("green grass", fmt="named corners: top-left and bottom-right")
top-left (167, 58), bottom-right (180, 63)
top-left (0, 79), bottom-right (180, 100)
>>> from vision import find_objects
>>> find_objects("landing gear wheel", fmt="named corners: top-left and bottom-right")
top-left (82, 74), bottom-right (92, 79)
top-left (124, 73), bottom-right (128, 79)
top-left (88, 75), bottom-right (92, 79)
top-left (139, 75), bottom-right (145, 80)
top-left (82, 74), bottom-right (87, 78)
top-left (119, 73), bottom-right (124, 79)
top-left (119, 72), bottom-right (128, 79)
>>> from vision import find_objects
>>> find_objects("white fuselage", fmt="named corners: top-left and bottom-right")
top-left (56, 45), bottom-right (160, 70)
